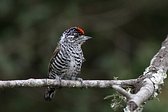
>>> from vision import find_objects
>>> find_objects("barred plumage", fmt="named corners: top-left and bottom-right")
top-left (44, 27), bottom-right (92, 101)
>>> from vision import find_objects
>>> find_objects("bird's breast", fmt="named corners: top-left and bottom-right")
top-left (68, 54), bottom-right (82, 72)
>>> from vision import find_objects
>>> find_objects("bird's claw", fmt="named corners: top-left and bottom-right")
top-left (55, 76), bottom-right (62, 87)
top-left (76, 77), bottom-right (84, 88)
top-left (71, 77), bottom-right (83, 87)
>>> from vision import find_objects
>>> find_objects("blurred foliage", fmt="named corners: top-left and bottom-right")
top-left (104, 93), bottom-right (125, 111)
top-left (0, 0), bottom-right (168, 112)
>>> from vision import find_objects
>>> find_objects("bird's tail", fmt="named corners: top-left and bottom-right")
top-left (44, 86), bottom-right (56, 101)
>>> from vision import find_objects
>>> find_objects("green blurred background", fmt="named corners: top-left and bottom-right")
top-left (0, 0), bottom-right (168, 112)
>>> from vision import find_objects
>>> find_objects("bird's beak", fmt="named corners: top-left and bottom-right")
top-left (79, 35), bottom-right (92, 42)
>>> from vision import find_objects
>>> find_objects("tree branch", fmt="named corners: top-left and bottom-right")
top-left (0, 78), bottom-right (138, 88)
top-left (124, 36), bottom-right (168, 111)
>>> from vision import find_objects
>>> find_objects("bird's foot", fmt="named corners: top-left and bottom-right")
top-left (71, 77), bottom-right (83, 88)
top-left (55, 76), bottom-right (62, 87)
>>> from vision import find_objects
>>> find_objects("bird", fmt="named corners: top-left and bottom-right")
top-left (44, 26), bottom-right (92, 101)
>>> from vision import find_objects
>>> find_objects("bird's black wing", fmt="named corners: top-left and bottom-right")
top-left (48, 43), bottom-right (60, 74)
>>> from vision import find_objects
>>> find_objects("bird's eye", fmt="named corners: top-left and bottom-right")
top-left (69, 36), bottom-right (74, 39)
top-left (67, 36), bottom-right (75, 42)
top-left (73, 33), bottom-right (80, 39)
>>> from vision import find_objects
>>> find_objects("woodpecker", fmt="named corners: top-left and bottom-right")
top-left (44, 27), bottom-right (92, 101)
